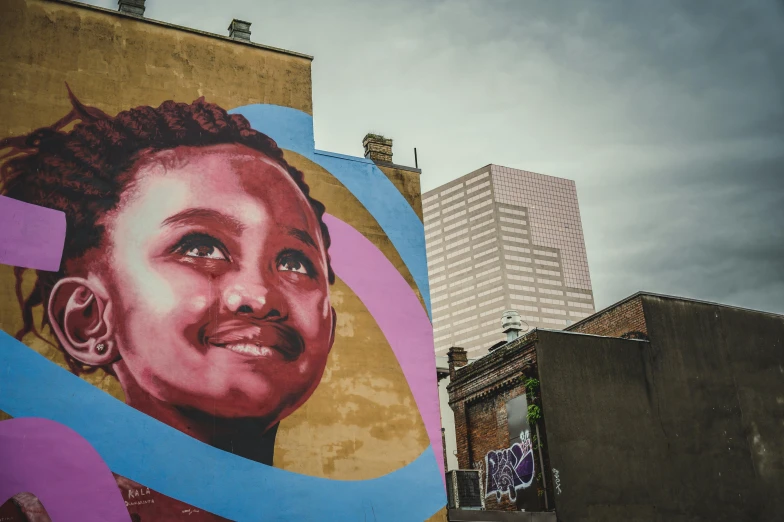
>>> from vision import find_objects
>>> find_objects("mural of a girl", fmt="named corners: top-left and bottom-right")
top-left (0, 88), bottom-right (338, 520)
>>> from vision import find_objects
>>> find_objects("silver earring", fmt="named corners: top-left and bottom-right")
top-left (96, 343), bottom-right (107, 354)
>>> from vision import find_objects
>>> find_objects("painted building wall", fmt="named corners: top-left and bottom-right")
top-left (0, 1), bottom-right (445, 520)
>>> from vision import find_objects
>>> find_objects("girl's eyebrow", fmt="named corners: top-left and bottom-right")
top-left (162, 208), bottom-right (245, 235)
top-left (286, 227), bottom-right (317, 249)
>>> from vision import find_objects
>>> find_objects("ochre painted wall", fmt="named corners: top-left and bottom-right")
top-left (377, 164), bottom-right (424, 221)
top-left (0, 0), bottom-right (313, 137)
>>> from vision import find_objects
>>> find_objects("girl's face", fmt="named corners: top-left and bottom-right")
top-left (99, 144), bottom-right (334, 425)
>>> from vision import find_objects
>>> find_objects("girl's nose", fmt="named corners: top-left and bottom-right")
top-left (222, 282), bottom-right (269, 315)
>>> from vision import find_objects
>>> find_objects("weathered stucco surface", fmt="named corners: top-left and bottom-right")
top-left (377, 164), bottom-right (424, 221)
top-left (0, 0), bottom-right (313, 140)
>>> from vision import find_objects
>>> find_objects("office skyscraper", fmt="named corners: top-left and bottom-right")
top-left (424, 164), bottom-right (596, 356)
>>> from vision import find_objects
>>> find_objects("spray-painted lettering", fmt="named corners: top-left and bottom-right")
top-left (552, 467), bottom-right (562, 495)
top-left (127, 487), bottom-right (151, 500)
top-left (484, 430), bottom-right (535, 501)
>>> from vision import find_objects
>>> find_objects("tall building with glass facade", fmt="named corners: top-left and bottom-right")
top-left (424, 164), bottom-right (596, 356)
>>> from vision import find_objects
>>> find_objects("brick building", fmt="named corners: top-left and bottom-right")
top-left (447, 329), bottom-right (553, 515)
top-left (446, 292), bottom-right (784, 521)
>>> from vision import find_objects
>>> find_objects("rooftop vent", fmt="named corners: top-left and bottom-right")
top-left (501, 309), bottom-right (525, 342)
top-left (362, 133), bottom-right (393, 164)
top-left (228, 19), bottom-right (252, 41)
top-left (118, 0), bottom-right (145, 16)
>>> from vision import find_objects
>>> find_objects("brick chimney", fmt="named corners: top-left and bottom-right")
top-left (118, 0), bottom-right (145, 16)
top-left (447, 347), bottom-right (468, 380)
top-left (228, 19), bottom-right (252, 41)
top-left (362, 134), bottom-right (393, 164)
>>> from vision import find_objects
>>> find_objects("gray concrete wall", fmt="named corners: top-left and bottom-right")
top-left (448, 509), bottom-right (556, 522)
top-left (439, 373), bottom-right (460, 471)
top-left (535, 295), bottom-right (784, 521)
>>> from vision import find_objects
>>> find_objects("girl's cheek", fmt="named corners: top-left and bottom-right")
top-left (173, 277), bottom-right (214, 321)
top-left (165, 265), bottom-right (213, 299)
top-left (293, 291), bottom-right (331, 340)
top-left (187, 294), bottom-right (210, 315)
top-left (321, 294), bottom-right (330, 319)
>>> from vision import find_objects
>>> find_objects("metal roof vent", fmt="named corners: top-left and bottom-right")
top-left (118, 0), bottom-right (145, 16)
top-left (502, 309), bottom-right (524, 342)
top-left (228, 19), bottom-right (252, 41)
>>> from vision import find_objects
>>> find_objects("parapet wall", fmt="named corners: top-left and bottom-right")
top-left (537, 296), bottom-right (784, 521)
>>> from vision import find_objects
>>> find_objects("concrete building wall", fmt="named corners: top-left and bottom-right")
top-left (0, 2), bottom-right (445, 520)
top-left (536, 296), bottom-right (784, 521)
top-left (438, 373), bottom-right (460, 471)
top-left (424, 165), bottom-right (595, 356)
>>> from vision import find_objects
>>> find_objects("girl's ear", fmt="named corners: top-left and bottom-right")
top-left (48, 277), bottom-right (118, 367)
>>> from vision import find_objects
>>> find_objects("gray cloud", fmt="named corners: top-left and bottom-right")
top-left (85, 0), bottom-right (784, 313)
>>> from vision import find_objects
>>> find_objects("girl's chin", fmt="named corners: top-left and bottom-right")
top-left (182, 397), bottom-right (284, 420)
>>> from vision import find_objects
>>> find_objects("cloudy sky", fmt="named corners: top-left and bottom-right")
top-left (87, 0), bottom-right (784, 314)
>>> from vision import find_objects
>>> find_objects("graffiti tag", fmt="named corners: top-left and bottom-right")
top-left (484, 431), bottom-right (535, 501)
top-left (125, 487), bottom-right (153, 507)
top-left (125, 499), bottom-right (154, 507)
top-left (127, 487), bottom-right (151, 500)
top-left (552, 467), bottom-right (562, 495)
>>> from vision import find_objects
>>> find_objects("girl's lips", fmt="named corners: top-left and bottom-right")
top-left (203, 320), bottom-right (304, 361)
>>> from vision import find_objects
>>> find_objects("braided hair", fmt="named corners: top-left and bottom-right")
top-left (0, 85), bottom-right (334, 374)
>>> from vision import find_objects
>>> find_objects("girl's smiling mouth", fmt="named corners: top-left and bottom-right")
top-left (202, 319), bottom-right (304, 361)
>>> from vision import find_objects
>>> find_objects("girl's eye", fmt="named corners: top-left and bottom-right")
top-left (278, 258), bottom-right (308, 274)
top-left (277, 250), bottom-right (315, 277)
top-left (172, 233), bottom-right (230, 261)
top-left (184, 244), bottom-right (227, 260)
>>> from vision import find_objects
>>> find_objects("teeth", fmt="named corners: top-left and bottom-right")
top-left (222, 344), bottom-right (275, 357)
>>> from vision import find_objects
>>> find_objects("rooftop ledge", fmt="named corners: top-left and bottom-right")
top-left (49, 0), bottom-right (314, 61)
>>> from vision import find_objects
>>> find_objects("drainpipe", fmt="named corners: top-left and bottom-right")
top-left (535, 422), bottom-right (549, 510)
